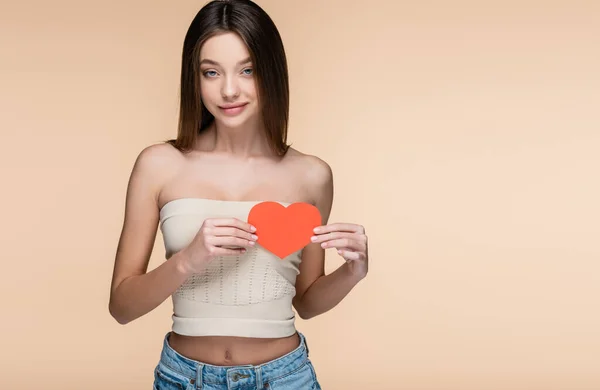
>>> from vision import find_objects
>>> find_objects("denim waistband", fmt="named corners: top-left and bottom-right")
top-left (158, 331), bottom-right (310, 387)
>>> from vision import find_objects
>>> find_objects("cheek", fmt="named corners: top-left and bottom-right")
top-left (199, 84), bottom-right (218, 104)
top-left (241, 79), bottom-right (258, 96)
top-left (252, 84), bottom-right (260, 99)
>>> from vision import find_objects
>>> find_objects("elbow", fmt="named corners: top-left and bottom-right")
top-left (294, 300), bottom-right (316, 320)
top-left (298, 311), bottom-right (315, 320)
top-left (108, 301), bottom-right (131, 325)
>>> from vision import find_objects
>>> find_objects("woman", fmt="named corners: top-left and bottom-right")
top-left (109, 1), bottom-right (369, 389)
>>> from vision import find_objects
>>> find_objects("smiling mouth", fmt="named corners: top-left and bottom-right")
top-left (219, 103), bottom-right (249, 116)
top-left (219, 103), bottom-right (248, 109)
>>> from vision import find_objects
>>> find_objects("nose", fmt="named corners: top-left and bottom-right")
top-left (221, 74), bottom-right (240, 100)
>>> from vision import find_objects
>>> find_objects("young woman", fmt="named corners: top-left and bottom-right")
top-left (109, 1), bottom-right (369, 388)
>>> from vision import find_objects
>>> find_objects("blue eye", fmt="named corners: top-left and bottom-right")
top-left (202, 68), bottom-right (252, 78)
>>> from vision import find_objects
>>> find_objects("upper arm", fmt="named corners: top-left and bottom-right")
top-left (109, 144), bottom-right (172, 303)
top-left (293, 156), bottom-right (334, 304)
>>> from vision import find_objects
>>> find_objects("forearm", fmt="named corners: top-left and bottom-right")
top-left (294, 262), bottom-right (365, 320)
top-left (109, 250), bottom-right (192, 325)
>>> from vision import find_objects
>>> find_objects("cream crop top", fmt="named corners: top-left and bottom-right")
top-left (159, 198), bottom-right (303, 338)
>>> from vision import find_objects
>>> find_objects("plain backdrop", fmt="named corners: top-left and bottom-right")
top-left (1, 0), bottom-right (599, 389)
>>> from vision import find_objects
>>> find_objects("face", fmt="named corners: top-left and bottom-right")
top-left (199, 32), bottom-right (259, 127)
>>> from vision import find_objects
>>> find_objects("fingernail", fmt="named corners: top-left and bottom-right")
top-left (252, 234), bottom-right (258, 240)
top-left (248, 241), bottom-right (255, 246)
top-left (321, 242), bottom-right (327, 248)
top-left (313, 227), bottom-right (321, 233)
top-left (310, 236), bottom-right (317, 242)
top-left (250, 226), bottom-right (257, 232)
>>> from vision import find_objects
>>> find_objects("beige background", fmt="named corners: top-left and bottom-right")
top-left (1, 0), bottom-right (599, 389)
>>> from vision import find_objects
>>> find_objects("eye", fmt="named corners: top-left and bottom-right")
top-left (203, 70), bottom-right (218, 77)
top-left (242, 68), bottom-right (253, 76)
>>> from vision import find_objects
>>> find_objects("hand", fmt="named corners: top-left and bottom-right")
top-left (311, 223), bottom-right (368, 278)
top-left (179, 218), bottom-right (258, 275)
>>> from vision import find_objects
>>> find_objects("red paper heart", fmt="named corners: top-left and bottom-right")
top-left (247, 202), bottom-right (322, 259)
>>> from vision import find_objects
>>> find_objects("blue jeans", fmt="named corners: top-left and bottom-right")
top-left (153, 331), bottom-right (322, 389)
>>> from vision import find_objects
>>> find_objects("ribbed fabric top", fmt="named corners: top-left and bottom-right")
top-left (159, 198), bottom-right (303, 338)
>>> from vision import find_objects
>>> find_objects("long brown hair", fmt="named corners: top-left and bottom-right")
top-left (164, 0), bottom-right (291, 156)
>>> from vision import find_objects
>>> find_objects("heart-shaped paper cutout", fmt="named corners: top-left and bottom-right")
top-left (247, 201), bottom-right (322, 259)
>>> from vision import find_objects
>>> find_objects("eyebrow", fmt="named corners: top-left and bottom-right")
top-left (199, 57), bottom-right (252, 66)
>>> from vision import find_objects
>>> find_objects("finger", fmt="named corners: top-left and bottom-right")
top-left (320, 238), bottom-right (364, 251)
top-left (310, 231), bottom-right (355, 244)
top-left (313, 223), bottom-right (365, 234)
top-left (337, 249), bottom-right (362, 261)
top-left (209, 226), bottom-right (258, 241)
top-left (209, 236), bottom-right (256, 248)
top-left (207, 218), bottom-right (257, 233)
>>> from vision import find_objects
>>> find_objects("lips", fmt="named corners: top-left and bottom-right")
top-left (219, 103), bottom-right (248, 109)
top-left (219, 102), bottom-right (248, 116)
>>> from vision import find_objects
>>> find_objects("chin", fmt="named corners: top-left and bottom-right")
top-left (217, 114), bottom-right (248, 127)
top-left (220, 112), bottom-right (258, 127)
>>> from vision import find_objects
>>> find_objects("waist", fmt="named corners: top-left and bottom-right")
top-left (165, 331), bottom-right (303, 367)
top-left (171, 296), bottom-right (297, 338)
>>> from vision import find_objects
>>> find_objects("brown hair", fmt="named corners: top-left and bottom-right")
top-left (164, 0), bottom-right (291, 156)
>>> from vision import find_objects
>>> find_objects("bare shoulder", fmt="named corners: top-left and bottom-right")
top-left (131, 143), bottom-right (186, 199)
top-left (134, 142), bottom-right (183, 181)
top-left (285, 147), bottom-right (333, 188)
top-left (284, 147), bottom-right (333, 213)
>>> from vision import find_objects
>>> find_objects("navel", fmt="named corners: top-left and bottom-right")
top-left (224, 349), bottom-right (233, 362)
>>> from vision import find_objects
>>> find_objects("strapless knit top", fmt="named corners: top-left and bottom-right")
top-left (159, 198), bottom-right (302, 338)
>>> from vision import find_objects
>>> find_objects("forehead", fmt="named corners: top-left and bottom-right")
top-left (200, 32), bottom-right (251, 64)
